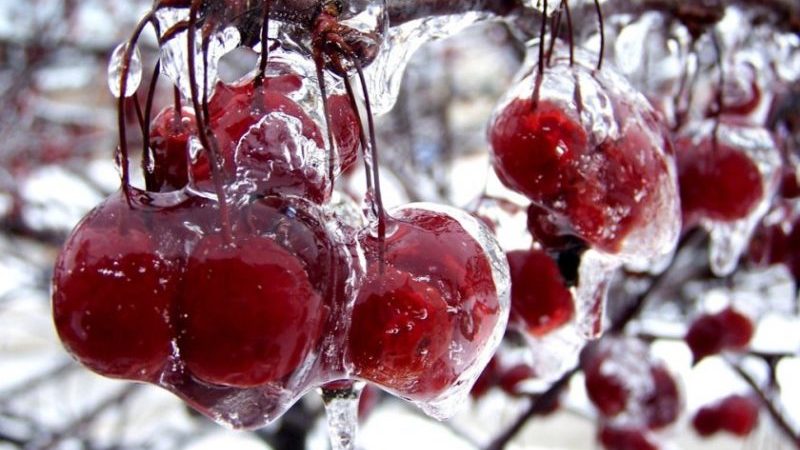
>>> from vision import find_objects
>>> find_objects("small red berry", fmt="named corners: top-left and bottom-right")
top-left (685, 307), bottom-right (754, 364)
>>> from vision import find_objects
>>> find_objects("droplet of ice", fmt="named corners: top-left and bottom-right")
top-left (573, 249), bottom-right (621, 339)
top-left (108, 42), bottom-right (142, 98)
top-left (320, 382), bottom-right (363, 450)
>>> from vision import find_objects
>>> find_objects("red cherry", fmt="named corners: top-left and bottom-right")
top-left (349, 264), bottom-right (453, 394)
top-left (52, 190), bottom-right (180, 381)
top-left (490, 97), bottom-right (672, 253)
top-left (599, 425), bottom-right (660, 450)
top-left (693, 394), bottom-right (760, 437)
top-left (349, 207), bottom-right (502, 400)
top-left (176, 198), bottom-right (338, 387)
top-left (685, 307), bottom-right (754, 364)
top-left (748, 202), bottom-right (800, 280)
top-left (506, 249), bottom-right (574, 337)
top-left (149, 106), bottom-right (196, 191)
top-left (675, 132), bottom-right (764, 225)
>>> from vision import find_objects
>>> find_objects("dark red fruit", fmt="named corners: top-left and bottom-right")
top-left (471, 357), bottom-right (500, 399)
top-left (175, 198), bottom-right (339, 388)
top-left (327, 94), bottom-right (360, 175)
top-left (748, 202), bottom-right (800, 280)
top-left (349, 207), bottom-right (501, 400)
top-left (52, 190), bottom-right (180, 381)
top-left (583, 350), bottom-right (630, 417)
top-left (693, 394), bottom-right (760, 437)
top-left (149, 106), bottom-right (196, 191)
top-left (599, 425), bottom-right (659, 450)
top-left (675, 133), bottom-right (763, 225)
top-left (490, 97), bottom-right (671, 253)
top-left (177, 232), bottom-right (324, 387)
top-left (507, 249), bottom-right (573, 337)
top-left (685, 307), bottom-right (754, 364)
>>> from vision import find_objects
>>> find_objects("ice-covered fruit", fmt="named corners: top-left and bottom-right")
top-left (676, 133), bottom-right (764, 224)
top-left (349, 205), bottom-right (506, 406)
top-left (52, 190), bottom-right (180, 381)
top-left (693, 395), bottom-right (760, 437)
top-left (506, 249), bottom-right (574, 336)
top-left (149, 106), bottom-right (195, 191)
top-left (176, 197), bottom-right (339, 387)
top-left (685, 307), bottom-right (754, 364)
top-left (489, 58), bottom-right (679, 261)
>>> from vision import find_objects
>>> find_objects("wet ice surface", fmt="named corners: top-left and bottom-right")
top-left (107, 42), bottom-right (142, 98)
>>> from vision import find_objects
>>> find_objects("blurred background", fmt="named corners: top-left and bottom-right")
top-left (1, 0), bottom-right (799, 449)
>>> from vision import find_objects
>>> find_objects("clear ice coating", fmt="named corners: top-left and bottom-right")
top-left (108, 41), bottom-right (142, 98)
top-left (681, 121), bottom-right (782, 276)
top-left (156, 7), bottom-right (241, 100)
top-left (489, 42), bottom-right (681, 270)
top-left (321, 382), bottom-right (364, 450)
top-left (372, 202), bottom-right (510, 420)
top-left (573, 249), bottom-right (620, 339)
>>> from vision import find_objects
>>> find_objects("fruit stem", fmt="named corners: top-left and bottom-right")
top-left (545, 1), bottom-right (562, 67)
top-left (343, 73), bottom-right (374, 195)
top-left (142, 60), bottom-right (162, 192)
top-left (186, 0), bottom-right (234, 243)
top-left (592, 0), bottom-right (604, 71)
top-left (563, 0), bottom-right (574, 66)
top-left (117, 11), bottom-right (156, 202)
top-left (255, 0), bottom-right (272, 88)
top-left (532, 0), bottom-right (547, 110)
top-left (313, 54), bottom-right (339, 196)
top-left (351, 55), bottom-right (388, 263)
top-left (710, 29), bottom-right (724, 154)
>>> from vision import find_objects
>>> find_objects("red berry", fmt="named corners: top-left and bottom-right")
top-left (685, 307), bottom-right (754, 364)
top-left (583, 349), bottom-right (630, 417)
top-left (506, 249), bottom-right (574, 337)
top-left (599, 425), bottom-right (660, 450)
top-left (490, 96), bottom-right (673, 254)
top-left (349, 206), bottom-right (503, 401)
top-left (176, 198), bottom-right (337, 387)
top-left (676, 133), bottom-right (764, 225)
top-left (52, 190), bottom-right (180, 381)
top-left (149, 106), bottom-right (195, 191)
top-left (327, 93), bottom-right (360, 175)
top-left (693, 394), bottom-right (760, 437)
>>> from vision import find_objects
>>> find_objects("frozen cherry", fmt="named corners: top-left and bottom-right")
top-left (685, 307), bottom-right (754, 364)
top-left (675, 133), bottom-right (764, 225)
top-left (642, 365), bottom-right (681, 429)
top-left (497, 363), bottom-right (536, 396)
top-left (349, 206), bottom-right (504, 402)
top-left (327, 93), bottom-right (360, 175)
top-left (506, 249), bottom-right (574, 337)
top-left (490, 96), bottom-right (673, 254)
top-left (149, 106), bottom-right (196, 191)
top-left (52, 190), bottom-right (180, 381)
top-left (176, 197), bottom-right (339, 387)
top-left (693, 395), bottom-right (760, 437)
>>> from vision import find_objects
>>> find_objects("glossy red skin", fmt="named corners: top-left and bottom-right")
top-left (693, 395), bottom-right (759, 437)
top-left (349, 209), bottom-right (500, 400)
top-left (491, 98), bottom-right (668, 253)
top-left (599, 426), bottom-right (659, 450)
top-left (149, 107), bottom-right (196, 191)
top-left (52, 191), bottom-right (180, 381)
top-left (177, 232), bottom-right (324, 387)
top-left (685, 307), bottom-right (754, 364)
top-left (676, 135), bottom-right (763, 224)
top-left (507, 249), bottom-right (574, 337)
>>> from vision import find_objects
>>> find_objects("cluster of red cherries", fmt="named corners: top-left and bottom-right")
top-left (51, 36), bottom-right (509, 427)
